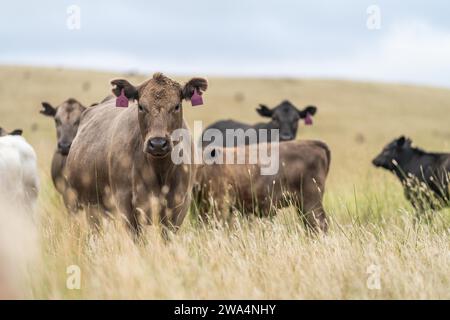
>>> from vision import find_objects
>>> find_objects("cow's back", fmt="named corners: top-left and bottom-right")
top-left (202, 120), bottom-right (254, 148)
top-left (196, 140), bottom-right (330, 214)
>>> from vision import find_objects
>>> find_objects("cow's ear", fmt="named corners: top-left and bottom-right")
top-left (79, 102), bottom-right (87, 112)
top-left (397, 136), bottom-right (407, 147)
top-left (182, 77), bottom-right (208, 100)
top-left (404, 137), bottom-right (412, 147)
top-left (299, 105), bottom-right (317, 118)
top-left (9, 129), bottom-right (23, 136)
top-left (111, 79), bottom-right (139, 100)
top-left (40, 102), bottom-right (57, 117)
top-left (256, 104), bottom-right (273, 117)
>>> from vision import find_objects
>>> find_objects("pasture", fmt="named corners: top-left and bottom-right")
top-left (0, 66), bottom-right (449, 299)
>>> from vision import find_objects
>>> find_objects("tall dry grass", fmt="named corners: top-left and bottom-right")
top-left (28, 185), bottom-right (449, 299)
top-left (0, 66), bottom-right (449, 299)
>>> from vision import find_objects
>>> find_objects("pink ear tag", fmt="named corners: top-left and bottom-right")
top-left (116, 89), bottom-right (129, 108)
top-left (304, 112), bottom-right (313, 125)
top-left (191, 88), bottom-right (203, 107)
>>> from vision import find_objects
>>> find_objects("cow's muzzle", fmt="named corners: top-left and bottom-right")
top-left (372, 157), bottom-right (384, 168)
top-left (146, 137), bottom-right (171, 157)
top-left (58, 142), bottom-right (72, 156)
top-left (280, 134), bottom-right (294, 141)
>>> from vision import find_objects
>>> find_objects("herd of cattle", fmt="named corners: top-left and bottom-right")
top-left (0, 73), bottom-right (449, 238)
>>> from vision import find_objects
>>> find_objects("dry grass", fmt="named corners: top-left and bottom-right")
top-left (0, 66), bottom-right (449, 299)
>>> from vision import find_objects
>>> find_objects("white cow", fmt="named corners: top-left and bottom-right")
top-left (0, 129), bottom-right (39, 212)
top-left (0, 128), bottom-right (39, 298)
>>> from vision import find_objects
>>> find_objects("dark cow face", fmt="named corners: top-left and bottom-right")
top-left (0, 127), bottom-right (22, 137)
top-left (111, 73), bottom-right (207, 158)
top-left (256, 100), bottom-right (317, 141)
top-left (40, 99), bottom-right (86, 156)
top-left (372, 136), bottom-right (412, 170)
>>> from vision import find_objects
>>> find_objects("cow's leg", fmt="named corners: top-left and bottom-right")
top-left (299, 183), bottom-right (328, 233)
top-left (406, 188), bottom-right (436, 223)
top-left (168, 203), bottom-right (189, 235)
top-left (62, 186), bottom-right (82, 214)
top-left (191, 186), bottom-right (212, 223)
top-left (303, 202), bottom-right (328, 233)
top-left (84, 204), bottom-right (102, 232)
top-left (117, 190), bottom-right (142, 238)
top-left (64, 186), bottom-right (81, 214)
top-left (443, 185), bottom-right (450, 205)
top-left (429, 179), bottom-right (449, 209)
top-left (156, 193), bottom-right (191, 242)
top-left (404, 189), bottom-right (424, 222)
top-left (124, 208), bottom-right (141, 238)
top-left (156, 208), bottom-right (174, 242)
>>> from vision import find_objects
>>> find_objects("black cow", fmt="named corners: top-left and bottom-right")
top-left (0, 127), bottom-right (22, 136)
top-left (201, 100), bottom-right (317, 147)
top-left (372, 136), bottom-right (450, 211)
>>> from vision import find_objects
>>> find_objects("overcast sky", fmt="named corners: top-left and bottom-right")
top-left (1, 0), bottom-right (450, 87)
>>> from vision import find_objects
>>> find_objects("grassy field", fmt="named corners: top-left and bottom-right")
top-left (0, 66), bottom-right (449, 299)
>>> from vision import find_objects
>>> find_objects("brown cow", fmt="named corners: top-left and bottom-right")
top-left (194, 140), bottom-right (330, 232)
top-left (65, 73), bottom-right (207, 236)
top-left (40, 99), bottom-right (86, 204)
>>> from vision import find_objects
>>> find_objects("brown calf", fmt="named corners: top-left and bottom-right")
top-left (194, 140), bottom-right (330, 232)
top-left (40, 99), bottom-right (86, 204)
top-left (65, 73), bottom-right (207, 236)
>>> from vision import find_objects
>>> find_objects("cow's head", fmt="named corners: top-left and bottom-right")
top-left (0, 127), bottom-right (23, 137)
top-left (111, 73), bottom-right (207, 158)
top-left (372, 136), bottom-right (412, 170)
top-left (256, 100), bottom-right (317, 141)
top-left (40, 98), bottom-right (86, 156)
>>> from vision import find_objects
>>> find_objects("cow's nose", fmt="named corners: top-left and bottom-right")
top-left (58, 142), bottom-right (72, 155)
top-left (147, 137), bottom-right (171, 156)
top-left (280, 134), bottom-right (293, 141)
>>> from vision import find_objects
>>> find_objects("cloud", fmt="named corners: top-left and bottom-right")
top-left (339, 20), bottom-right (450, 87)
top-left (1, 1), bottom-right (450, 87)
top-left (244, 20), bottom-right (450, 88)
